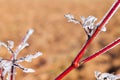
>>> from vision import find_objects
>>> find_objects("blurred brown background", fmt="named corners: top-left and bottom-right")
top-left (0, 0), bottom-right (120, 80)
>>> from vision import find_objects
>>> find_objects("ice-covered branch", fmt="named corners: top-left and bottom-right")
top-left (80, 16), bottom-right (97, 29)
top-left (14, 29), bottom-right (34, 58)
top-left (65, 14), bottom-right (106, 38)
top-left (17, 52), bottom-right (42, 62)
top-left (0, 60), bottom-right (12, 76)
top-left (80, 16), bottom-right (107, 38)
top-left (7, 41), bottom-right (14, 49)
top-left (0, 41), bottom-right (14, 54)
top-left (64, 14), bottom-right (80, 24)
top-left (14, 64), bottom-right (35, 73)
top-left (0, 29), bottom-right (42, 80)
top-left (95, 71), bottom-right (120, 80)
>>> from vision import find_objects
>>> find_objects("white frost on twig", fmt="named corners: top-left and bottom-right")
top-left (80, 16), bottom-right (97, 29)
top-left (23, 68), bottom-right (35, 73)
top-left (80, 16), bottom-right (98, 37)
top-left (64, 14), bottom-right (107, 38)
top-left (101, 26), bottom-right (106, 32)
top-left (17, 52), bottom-right (42, 62)
top-left (14, 29), bottom-right (34, 58)
top-left (23, 29), bottom-right (34, 44)
top-left (0, 28), bottom-right (42, 80)
top-left (7, 41), bottom-right (14, 49)
top-left (0, 41), bottom-right (13, 54)
top-left (0, 60), bottom-right (12, 76)
top-left (95, 71), bottom-right (120, 80)
top-left (80, 16), bottom-right (106, 32)
top-left (64, 14), bottom-right (80, 24)
top-left (15, 63), bottom-right (35, 73)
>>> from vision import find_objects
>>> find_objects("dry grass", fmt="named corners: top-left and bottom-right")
top-left (0, 0), bottom-right (120, 80)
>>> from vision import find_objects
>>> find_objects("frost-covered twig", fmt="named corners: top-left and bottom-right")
top-left (95, 71), bottom-right (120, 80)
top-left (65, 14), bottom-right (106, 38)
top-left (0, 29), bottom-right (42, 80)
top-left (14, 29), bottom-right (34, 59)
top-left (0, 41), bottom-right (14, 54)
top-left (17, 52), bottom-right (42, 62)
top-left (14, 64), bottom-right (35, 73)
top-left (55, 0), bottom-right (120, 80)
top-left (64, 14), bottom-right (81, 24)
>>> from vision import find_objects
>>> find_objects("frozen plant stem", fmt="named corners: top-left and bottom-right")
top-left (10, 29), bottom-right (34, 80)
top-left (55, 0), bottom-right (120, 80)
top-left (0, 29), bottom-right (42, 80)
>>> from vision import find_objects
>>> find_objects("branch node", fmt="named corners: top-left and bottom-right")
top-left (72, 62), bottom-right (80, 68)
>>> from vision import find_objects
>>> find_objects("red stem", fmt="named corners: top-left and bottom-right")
top-left (0, 69), bottom-right (4, 80)
top-left (81, 38), bottom-right (120, 64)
top-left (55, 65), bottom-right (75, 80)
top-left (10, 52), bottom-right (15, 80)
top-left (55, 0), bottom-right (120, 80)
top-left (10, 66), bottom-right (15, 80)
top-left (73, 0), bottom-right (120, 66)
top-left (118, 0), bottom-right (120, 2)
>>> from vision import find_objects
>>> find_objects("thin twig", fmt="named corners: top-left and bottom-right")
top-left (80, 38), bottom-right (120, 64)
top-left (55, 0), bottom-right (120, 80)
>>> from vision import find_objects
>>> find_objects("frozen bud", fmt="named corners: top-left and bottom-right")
top-left (28, 29), bottom-right (34, 35)
top-left (65, 14), bottom-right (74, 20)
top-left (80, 16), bottom-right (98, 37)
top-left (80, 16), bottom-right (97, 29)
top-left (23, 68), bottom-right (35, 73)
top-left (64, 14), bottom-right (80, 24)
top-left (0, 60), bottom-right (12, 76)
top-left (25, 52), bottom-right (42, 62)
top-left (101, 26), bottom-right (106, 31)
top-left (22, 28), bottom-right (34, 45)
top-left (33, 52), bottom-right (42, 58)
top-left (7, 40), bottom-right (14, 49)
top-left (96, 23), bottom-right (107, 32)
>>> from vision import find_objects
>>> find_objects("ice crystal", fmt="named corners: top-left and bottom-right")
top-left (65, 14), bottom-right (106, 38)
top-left (23, 68), bottom-right (35, 73)
top-left (0, 29), bottom-right (42, 80)
top-left (0, 60), bottom-right (12, 76)
top-left (17, 52), bottom-right (42, 62)
top-left (64, 14), bottom-right (80, 24)
top-left (95, 71), bottom-right (120, 80)
top-left (80, 16), bottom-right (106, 37)
top-left (80, 16), bottom-right (97, 29)
top-left (7, 41), bottom-right (14, 49)
top-left (80, 16), bottom-right (98, 37)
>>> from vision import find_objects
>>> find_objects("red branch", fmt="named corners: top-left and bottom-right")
top-left (0, 68), bottom-right (4, 80)
top-left (55, 0), bottom-right (120, 80)
top-left (81, 38), bottom-right (120, 64)
top-left (10, 66), bottom-right (15, 80)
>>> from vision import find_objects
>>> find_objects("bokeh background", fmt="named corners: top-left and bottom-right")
top-left (0, 0), bottom-right (120, 80)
